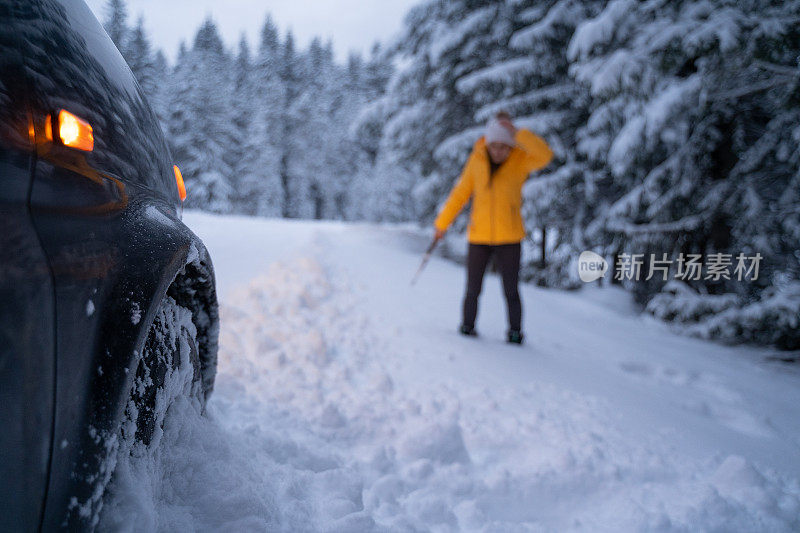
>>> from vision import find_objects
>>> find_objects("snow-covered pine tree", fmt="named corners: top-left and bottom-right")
top-left (366, 54), bottom-right (429, 222)
top-left (340, 52), bottom-right (369, 221)
top-left (706, 0), bottom-right (800, 300)
top-left (244, 16), bottom-right (287, 218)
top-left (149, 49), bottom-right (169, 133)
top-left (103, 0), bottom-right (129, 58)
top-left (570, 0), bottom-right (800, 347)
top-left (363, 43), bottom-right (393, 103)
top-left (332, 46), bottom-right (392, 221)
top-left (277, 31), bottom-right (307, 218)
top-left (320, 41), bottom-right (361, 220)
top-left (368, 0), bottom-right (514, 223)
top-left (103, 2), bottom-right (164, 132)
top-left (229, 35), bottom-right (261, 215)
top-left (286, 37), bottom-right (338, 219)
top-left (346, 44), bottom-right (395, 221)
top-left (126, 16), bottom-right (157, 101)
top-left (568, 0), bottom-right (741, 300)
top-left (167, 18), bottom-right (236, 212)
top-left (679, 0), bottom-right (800, 348)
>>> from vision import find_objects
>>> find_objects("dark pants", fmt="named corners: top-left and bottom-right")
top-left (462, 242), bottom-right (522, 332)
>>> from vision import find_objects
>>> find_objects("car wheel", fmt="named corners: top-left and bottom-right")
top-left (121, 294), bottom-right (204, 448)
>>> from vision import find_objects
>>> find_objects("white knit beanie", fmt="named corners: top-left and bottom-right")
top-left (485, 118), bottom-right (516, 147)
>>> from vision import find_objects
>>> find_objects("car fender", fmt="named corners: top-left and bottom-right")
top-left (39, 199), bottom-right (218, 529)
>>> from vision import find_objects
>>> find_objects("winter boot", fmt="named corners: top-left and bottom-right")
top-left (459, 324), bottom-right (477, 337)
top-left (507, 329), bottom-right (524, 345)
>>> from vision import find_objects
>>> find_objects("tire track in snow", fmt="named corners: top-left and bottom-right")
top-left (100, 248), bottom-right (800, 532)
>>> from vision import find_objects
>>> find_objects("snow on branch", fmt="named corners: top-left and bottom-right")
top-left (510, 0), bottom-right (582, 49)
top-left (475, 84), bottom-right (579, 121)
top-left (518, 5), bottom-right (548, 25)
top-left (515, 112), bottom-right (572, 136)
top-left (349, 98), bottom-right (388, 138)
top-left (712, 79), bottom-right (796, 101)
top-left (456, 57), bottom-right (533, 94)
top-left (428, 7), bottom-right (495, 65)
top-left (753, 60), bottom-right (800, 76)
top-left (606, 182), bottom-right (645, 220)
top-left (608, 115), bottom-right (645, 176)
top-left (568, 0), bottom-right (634, 61)
top-left (682, 6), bottom-right (742, 54)
top-left (606, 214), bottom-right (705, 235)
top-left (721, 111), bottom-right (798, 184)
top-left (643, 75), bottom-right (701, 140)
top-left (433, 126), bottom-right (483, 162)
top-left (571, 50), bottom-right (643, 97)
top-left (606, 76), bottom-right (700, 177)
top-left (524, 164), bottom-right (576, 194)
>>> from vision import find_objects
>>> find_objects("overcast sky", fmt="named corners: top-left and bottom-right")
top-left (84, 0), bottom-right (420, 63)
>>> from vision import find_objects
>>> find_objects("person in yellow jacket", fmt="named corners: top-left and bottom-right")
top-left (433, 112), bottom-right (552, 344)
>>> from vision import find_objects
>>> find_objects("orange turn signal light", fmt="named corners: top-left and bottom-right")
top-left (57, 109), bottom-right (93, 151)
top-left (173, 165), bottom-right (186, 202)
top-left (45, 114), bottom-right (53, 142)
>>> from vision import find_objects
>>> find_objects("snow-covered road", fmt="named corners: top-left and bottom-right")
top-left (100, 211), bottom-right (800, 531)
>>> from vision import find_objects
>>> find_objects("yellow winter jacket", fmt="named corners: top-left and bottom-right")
top-left (434, 129), bottom-right (553, 244)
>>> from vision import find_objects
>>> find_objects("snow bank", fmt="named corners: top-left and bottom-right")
top-left (100, 246), bottom-right (800, 531)
top-left (648, 280), bottom-right (800, 350)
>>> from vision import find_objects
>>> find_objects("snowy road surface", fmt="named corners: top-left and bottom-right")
top-left (100, 211), bottom-right (800, 531)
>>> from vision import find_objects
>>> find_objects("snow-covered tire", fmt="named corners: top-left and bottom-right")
top-left (121, 295), bottom-right (204, 448)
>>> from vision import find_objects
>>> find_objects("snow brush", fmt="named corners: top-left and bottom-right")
top-left (411, 236), bottom-right (441, 286)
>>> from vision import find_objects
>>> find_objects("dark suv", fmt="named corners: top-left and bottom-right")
top-left (0, 1), bottom-right (219, 529)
